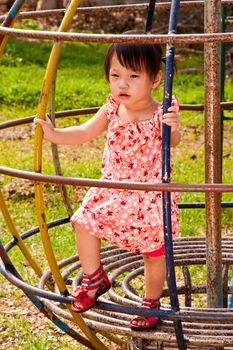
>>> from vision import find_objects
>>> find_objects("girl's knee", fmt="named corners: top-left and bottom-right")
top-left (73, 222), bottom-right (81, 232)
top-left (144, 254), bottom-right (158, 262)
top-left (143, 254), bottom-right (165, 265)
top-left (73, 223), bottom-right (89, 239)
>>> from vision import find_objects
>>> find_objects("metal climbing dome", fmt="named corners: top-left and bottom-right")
top-left (0, 0), bottom-right (233, 349)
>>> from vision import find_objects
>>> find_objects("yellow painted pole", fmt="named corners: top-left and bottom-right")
top-left (34, 1), bottom-right (109, 348)
top-left (0, 187), bottom-right (42, 277)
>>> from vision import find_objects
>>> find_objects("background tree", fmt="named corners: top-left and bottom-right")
top-left (36, 0), bottom-right (64, 11)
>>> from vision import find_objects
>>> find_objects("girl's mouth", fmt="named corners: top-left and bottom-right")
top-left (119, 93), bottom-right (130, 98)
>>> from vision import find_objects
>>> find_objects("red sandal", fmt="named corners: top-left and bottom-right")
top-left (71, 265), bottom-right (111, 313)
top-left (130, 297), bottom-right (160, 331)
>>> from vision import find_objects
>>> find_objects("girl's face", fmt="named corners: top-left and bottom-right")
top-left (108, 54), bottom-right (161, 109)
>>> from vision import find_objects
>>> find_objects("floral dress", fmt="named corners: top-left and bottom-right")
top-left (71, 95), bottom-right (180, 254)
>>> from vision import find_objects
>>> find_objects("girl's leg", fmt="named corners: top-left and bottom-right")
top-left (131, 254), bottom-right (166, 329)
top-left (143, 254), bottom-right (166, 300)
top-left (74, 223), bottom-right (101, 274)
top-left (71, 223), bottom-right (111, 312)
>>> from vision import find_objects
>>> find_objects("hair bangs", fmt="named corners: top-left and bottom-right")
top-left (116, 45), bottom-right (144, 73)
top-left (104, 43), bottom-right (163, 81)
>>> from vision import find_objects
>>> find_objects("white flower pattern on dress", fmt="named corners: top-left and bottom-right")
top-left (71, 94), bottom-right (180, 254)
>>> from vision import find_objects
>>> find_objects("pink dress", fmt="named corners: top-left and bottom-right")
top-left (71, 95), bottom-right (180, 254)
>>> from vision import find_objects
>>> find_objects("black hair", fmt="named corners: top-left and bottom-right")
top-left (104, 43), bottom-right (163, 81)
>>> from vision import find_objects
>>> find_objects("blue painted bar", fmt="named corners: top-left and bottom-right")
top-left (0, 0), bottom-right (25, 29)
top-left (145, 0), bottom-right (156, 33)
top-left (162, 0), bottom-right (186, 348)
top-left (0, 0), bottom-right (26, 52)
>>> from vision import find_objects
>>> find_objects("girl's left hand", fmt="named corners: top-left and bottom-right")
top-left (158, 96), bottom-right (180, 133)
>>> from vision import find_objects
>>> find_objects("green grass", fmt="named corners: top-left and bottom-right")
top-left (0, 38), bottom-right (233, 348)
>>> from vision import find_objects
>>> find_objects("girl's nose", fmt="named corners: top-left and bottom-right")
top-left (119, 78), bottom-right (129, 88)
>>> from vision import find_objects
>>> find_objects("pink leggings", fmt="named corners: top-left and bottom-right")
top-left (143, 245), bottom-right (165, 257)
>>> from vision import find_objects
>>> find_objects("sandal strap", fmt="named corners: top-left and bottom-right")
top-left (142, 297), bottom-right (160, 309)
top-left (83, 265), bottom-right (103, 280)
top-left (81, 265), bottom-right (106, 291)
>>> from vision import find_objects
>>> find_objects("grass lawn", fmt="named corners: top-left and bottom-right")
top-left (0, 38), bottom-right (233, 349)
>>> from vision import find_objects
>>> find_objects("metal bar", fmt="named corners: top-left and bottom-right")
top-left (178, 202), bottom-right (233, 209)
top-left (223, 116), bottom-right (233, 120)
top-left (145, 0), bottom-right (156, 33)
top-left (0, 166), bottom-right (232, 192)
top-left (0, 187), bottom-right (43, 277)
top-left (1, 26), bottom-right (233, 44)
top-left (4, 216), bottom-right (70, 253)
top-left (1, 1), bottom-right (233, 22)
top-left (1, 101), bottom-right (233, 130)
top-left (221, 6), bottom-right (233, 311)
top-left (220, 7), bottom-right (227, 181)
top-left (32, 0), bottom-right (108, 348)
top-left (3, 258), bottom-right (233, 323)
top-left (204, 0), bottom-right (223, 310)
top-left (162, 0), bottom-right (186, 348)
top-left (0, 0), bottom-right (26, 56)
top-left (0, 241), bottom-right (96, 350)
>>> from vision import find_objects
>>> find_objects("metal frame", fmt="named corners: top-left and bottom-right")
top-left (0, 0), bottom-right (233, 349)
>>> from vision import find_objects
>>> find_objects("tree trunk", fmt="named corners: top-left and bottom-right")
top-left (36, 0), bottom-right (64, 11)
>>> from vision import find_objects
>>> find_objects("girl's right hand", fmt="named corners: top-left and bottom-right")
top-left (33, 115), bottom-right (55, 141)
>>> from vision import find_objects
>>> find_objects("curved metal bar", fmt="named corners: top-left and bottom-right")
top-left (0, 26), bottom-right (233, 44)
top-left (3, 231), bottom-right (233, 346)
top-left (33, 0), bottom-right (108, 348)
top-left (3, 258), bottom-right (233, 323)
top-left (0, 187), bottom-right (43, 277)
top-left (162, 0), bottom-right (186, 348)
top-left (0, 0), bottom-right (26, 56)
top-left (0, 107), bottom-right (100, 130)
top-left (0, 1), bottom-right (233, 22)
top-left (0, 100), bottom-right (232, 131)
top-left (1, 166), bottom-right (232, 192)
top-left (4, 216), bottom-right (70, 253)
top-left (1, 101), bottom-right (233, 130)
top-left (0, 241), bottom-right (96, 350)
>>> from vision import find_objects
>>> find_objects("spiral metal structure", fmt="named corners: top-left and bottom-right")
top-left (0, 1), bottom-right (233, 349)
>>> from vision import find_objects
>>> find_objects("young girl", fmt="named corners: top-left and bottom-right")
top-left (34, 43), bottom-right (181, 331)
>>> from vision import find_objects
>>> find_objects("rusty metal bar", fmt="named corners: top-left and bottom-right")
top-left (0, 101), bottom-right (233, 130)
top-left (0, 26), bottom-right (233, 44)
top-left (1, 1), bottom-right (233, 22)
top-left (204, 0), bottom-right (223, 309)
top-left (0, 166), bottom-right (232, 192)
top-left (3, 257), bottom-right (233, 324)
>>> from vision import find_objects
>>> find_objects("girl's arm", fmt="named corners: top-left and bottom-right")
top-left (33, 104), bottom-right (108, 145)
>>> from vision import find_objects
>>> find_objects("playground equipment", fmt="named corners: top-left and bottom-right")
top-left (0, 0), bottom-right (233, 349)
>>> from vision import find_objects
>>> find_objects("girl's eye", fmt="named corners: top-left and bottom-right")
top-left (111, 74), bottom-right (118, 78)
top-left (131, 74), bottom-right (139, 78)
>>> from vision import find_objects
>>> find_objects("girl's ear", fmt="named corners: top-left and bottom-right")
top-left (152, 70), bottom-right (162, 88)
